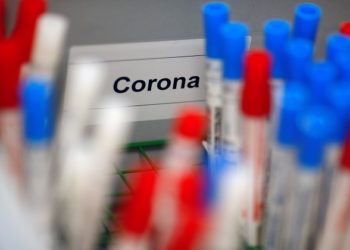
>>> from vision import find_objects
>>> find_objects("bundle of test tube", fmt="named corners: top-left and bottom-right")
top-left (200, 1), bottom-right (350, 250)
top-left (111, 2), bottom-right (350, 250)
top-left (110, 3), bottom-right (350, 250)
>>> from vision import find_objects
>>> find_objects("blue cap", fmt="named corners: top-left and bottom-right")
top-left (334, 52), bottom-right (350, 81)
top-left (22, 76), bottom-right (54, 143)
top-left (325, 82), bottom-right (350, 143)
top-left (285, 38), bottom-right (313, 81)
top-left (277, 82), bottom-right (310, 146)
top-left (203, 2), bottom-right (230, 59)
top-left (306, 61), bottom-right (336, 102)
top-left (221, 22), bottom-right (248, 80)
top-left (264, 19), bottom-right (291, 78)
top-left (326, 33), bottom-right (350, 63)
top-left (297, 106), bottom-right (336, 169)
top-left (293, 2), bottom-right (322, 43)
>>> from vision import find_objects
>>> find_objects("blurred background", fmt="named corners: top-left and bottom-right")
top-left (5, 0), bottom-right (350, 52)
top-left (5, 0), bottom-right (350, 142)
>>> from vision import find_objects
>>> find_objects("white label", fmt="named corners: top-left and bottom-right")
top-left (67, 39), bottom-right (206, 122)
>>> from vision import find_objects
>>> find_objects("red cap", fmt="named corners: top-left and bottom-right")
top-left (172, 106), bottom-right (208, 142)
top-left (12, 0), bottom-right (47, 62)
top-left (0, 0), bottom-right (5, 39)
top-left (341, 132), bottom-right (350, 171)
top-left (340, 22), bottom-right (350, 37)
top-left (0, 38), bottom-right (22, 109)
top-left (241, 50), bottom-right (272, 117)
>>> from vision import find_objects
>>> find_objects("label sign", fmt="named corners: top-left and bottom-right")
top-left (67, 39), bottom-right (206, 122)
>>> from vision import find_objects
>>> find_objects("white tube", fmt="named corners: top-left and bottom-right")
top-left (25, 144), bottom-right (54, 249)
top-left (0, 167), bottom-right (45, 250)
top-left (59, 146), bottom-right (94, 250)
top-left (208, 167), bottom-right (247, 250)
top-left (31, 14), bottom-right (68, 72)
top-left (58, 62), bottom-right (105, 152)
top-left (21, 72), bottom-right (58, 250)
top-left (60, 99), bottom-right (133, 250)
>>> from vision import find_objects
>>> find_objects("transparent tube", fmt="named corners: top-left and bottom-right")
top-left (342, 214), bottom-right (350, 250)
top-left (270, 78), bottom-right (284, 136)
top-left (206, 59), bottom-right (223, 168)
top-left (221, 81), bottom-right (242, 169)
top-left (317, 171), bottom-right (350, 250)
top-left (25, 144), bottom-right (53, 249)
top-left (242, 117), bottom-right (269, 247)
top-left (263, 145), bottom-right (296, 250)
top-left (285, 169), bottom-right (322, 250)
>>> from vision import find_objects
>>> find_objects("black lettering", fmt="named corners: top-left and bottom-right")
top-left (132, 80), bottom-right (146, 92)
top-left (188, 76), bottom-right (200, 88)
top-left (158, 78), bottom-right (171, 90)
top-left (148, 79), bottom-right (157, 91)
top-left (173, 77), bottom-right (186, 89)
top-left (114, 77), bottom-right (130, 93)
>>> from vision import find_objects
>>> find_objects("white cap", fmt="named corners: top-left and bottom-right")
top-left (64, 62), bottom-right (105, 115)
top-left (60, 62), bottom-right (105, 150)
top-left (31, 14), bottom-right (69, 70)
top-left (94, 98), bottom-right (133, 159)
